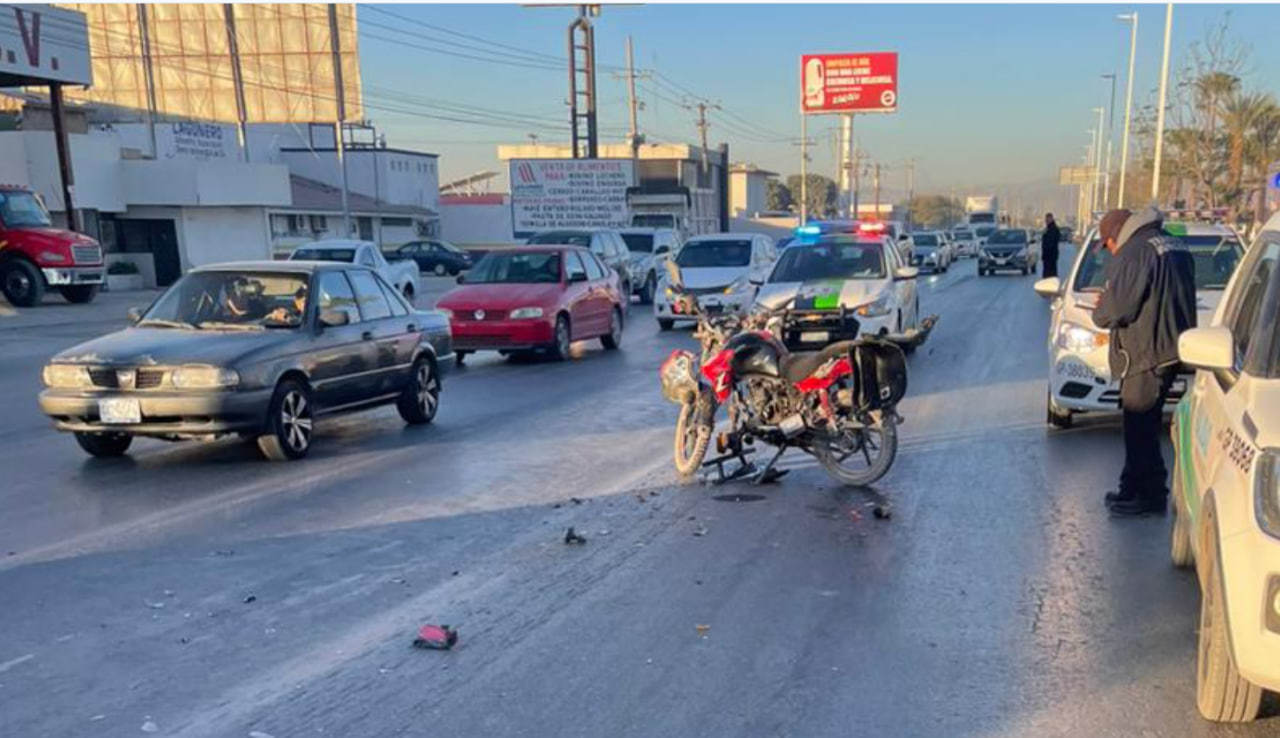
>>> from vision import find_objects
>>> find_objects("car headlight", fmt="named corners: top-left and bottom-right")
top-left (509, 307), bottom-right (544, 319)
top-left (437, 308), bottom-right (453, 319)
top-left (170, 365), bottom-right (239, 389)
top-left (39, 250), bottom-right (68, 263)
top-left (723, 276), bottom-right (751, 295)
top-left (1256, 450), bottom-right (1280, 539)
top-left (856, 293), bottom-right (893, 317)
top-left (1056, 321), bottom-right (1108, 353)
top-left (42, 363), bottom-right (92, 388)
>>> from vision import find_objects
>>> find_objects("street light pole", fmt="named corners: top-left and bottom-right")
top-left (1102, 73), bottom-right (1117, 207)
top-left (1117, 12), bottom-right (1138, 208)
top-left (1151, 3), bottom-right (1174, 202)
top-left (1092, 108), bottom-right (1105, 212)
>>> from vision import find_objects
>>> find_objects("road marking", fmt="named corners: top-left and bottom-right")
top-left (0, 653), bottom-right (34, 673)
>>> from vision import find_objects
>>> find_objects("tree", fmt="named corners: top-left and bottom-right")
top-left (1219, 92), bottom-right (1270, 210)
top-left (1246, 100), bottom-right (1280, 227)
top-left (906, 195), bottom-right (964, 229)
top-left (765, 179), bottom-right (793, 212)
top-left (785, 174), bottom-right (838, 219)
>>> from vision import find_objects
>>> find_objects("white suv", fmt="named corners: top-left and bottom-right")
top-left (1169, 213), bottom-right (1280, 722)
top-left (1034, 221), bottom-right (1245, 428)
top-left (619, 227), bottom-right (681, 304)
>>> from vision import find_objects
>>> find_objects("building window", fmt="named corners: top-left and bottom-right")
top-left (309, 214), bottom-right (327, 232)
top-left (381, 217), bottom-right (412, 227)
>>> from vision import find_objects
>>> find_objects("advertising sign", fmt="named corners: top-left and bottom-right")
top-left (157, 123), bottom-right (239, 161)
top-left (509, 159), bottom-right (636, 236)
top-left (800, 52), bottom-right (898, 115)
top-left (0, 4), bottom-right (91, 86)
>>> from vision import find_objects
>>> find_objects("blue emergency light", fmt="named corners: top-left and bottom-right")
top-left (796, 224), bottom-right (822, 236)
top-left (1272, 171), bottom-right (1280, 189)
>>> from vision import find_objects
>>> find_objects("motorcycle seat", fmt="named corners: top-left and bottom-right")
top-left (781, 340), bottom-right (857, 383)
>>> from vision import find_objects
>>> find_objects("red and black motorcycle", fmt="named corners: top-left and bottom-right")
top-left (659, 263), bottom-right (910, 487)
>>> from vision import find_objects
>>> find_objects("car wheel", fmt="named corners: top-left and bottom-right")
top-left (1, 259), bottom-right (44, 307)
top-left (59, 285), bottom-right (99, 303)
top-left (548, 314), bottom-right (571, 361)
top-left (74, 431), bottom-right (132, 457)
top-left (601, 307), bottom-right (623, 350)
top-left (1196, 533), bottom-right (1263, 721)
top-left (257, 379), bottom-right (314, 461)
top-left (1046, 390), bottom-right (1073, 428)
top-left (1170, 478), bottom-right (1194, 568)
top-left (658, 318), bottom-right (674, 331)
top-left (434, 263), bottom-right (447, 276)
top-left (397, 356), bottom-right (439, 425)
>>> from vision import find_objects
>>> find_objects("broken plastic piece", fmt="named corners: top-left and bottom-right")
top-left (564, 527), bottom-right (587, 545)
top-left (873, 505), bottom-right (891, 520)
top-left (413, 624), bottom-right (458, 650)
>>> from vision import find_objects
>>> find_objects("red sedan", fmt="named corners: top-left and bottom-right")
top-left (436, 246), bottom-right (626, 364)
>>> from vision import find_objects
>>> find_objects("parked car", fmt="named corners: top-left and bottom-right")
top-left (619, 227), bottom-right (681, 304)
top-left (1034, 221), bottom-right (1245, 428)
top-left (436, 246), bottom-right (626, 363)
top-left (754, 232), bottom-right (921, 351)
top-left (1167, 212), bottom-right (1280, 722)
top-left (290, 240), bottom-right (421, 302)
top-left (0, 184), bottom-right (105, 306)
top-left (38, 261), bottom-right (452, 460)
top-left (910, 231), bottom-right (951, 273)
top-left (978, 228), bottom-right (1039, 276)
top-left (653, 233), bottom-right (778, 330)
top-left (386, 240), bottom-right (474, 276)
top-left (526, 229), bottom-right (635, 298)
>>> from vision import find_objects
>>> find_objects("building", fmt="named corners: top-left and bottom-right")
top-left (440, 193), bottom-right (513, 248)
top-left (729, 163), bottom-right (778, 217)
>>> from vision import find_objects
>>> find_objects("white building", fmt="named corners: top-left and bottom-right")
top-left (729, 164), bottom-right (778, 217)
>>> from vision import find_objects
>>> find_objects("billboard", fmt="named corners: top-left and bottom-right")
top-left (509, 159), bottom-right (636, 236)
top-left (0, 4), bottom-right (91, 86)
top-left (801, 52), bottom-right (897, 115)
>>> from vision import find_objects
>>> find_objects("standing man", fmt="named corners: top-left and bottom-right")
top-left (1041, 213), bottom-right (1061, 278)
top-left (1091, 207), bottom-right (1197, 517)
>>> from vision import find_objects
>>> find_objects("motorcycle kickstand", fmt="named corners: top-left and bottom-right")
top-left (701, 446), bottom-right (757, 485)
top-left (750, 446), bottom-right (789, 484)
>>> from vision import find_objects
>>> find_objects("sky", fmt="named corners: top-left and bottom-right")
top-left (357, 3), bottom-right (1280, 209)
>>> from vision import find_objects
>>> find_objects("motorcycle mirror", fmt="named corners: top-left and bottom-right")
top-left (664, 259), bottom-right (683, 289)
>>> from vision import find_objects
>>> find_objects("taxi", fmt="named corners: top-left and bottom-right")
top-left (1034, 218), bottom-right (1245, 428)
top-left (1168, 212), bottom-right (1280, 722)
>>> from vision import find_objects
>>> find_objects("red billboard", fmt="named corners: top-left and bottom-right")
top-left (800, 52), bottom-right (898, 114)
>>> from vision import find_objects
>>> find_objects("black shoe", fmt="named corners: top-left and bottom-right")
top-left (1108, 497), bottom-right (1167, 518)
top-left (1104, 490), bottom-right (1135, 506)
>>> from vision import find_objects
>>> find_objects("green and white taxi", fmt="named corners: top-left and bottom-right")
top-left (1034, 220), bottom-right (1244, 428)
top-left (1169, 213), bottom-right (1280, 722)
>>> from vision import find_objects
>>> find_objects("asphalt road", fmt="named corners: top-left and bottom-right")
top-left (1, 259), bottom-right (1276, 737)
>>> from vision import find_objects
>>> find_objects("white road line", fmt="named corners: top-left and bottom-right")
top-left (0, 653), bottom-right (34, 673)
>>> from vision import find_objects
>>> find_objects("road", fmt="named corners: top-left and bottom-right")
top-left (0, 258), bottom-right (1275, 737)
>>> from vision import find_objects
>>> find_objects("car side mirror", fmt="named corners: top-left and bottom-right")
top-left (894, 266), bottom-right (919, 281)
top-left (1178, 327), bottom-right (1233, 371)
top-left (664, 259), bottom-right (683, 288)
top-left (319, 309), bottom-right (350, 328)
top-left (568, 272), bottom-right (588, 283)
top-left (655, 245), bottom-right (670, 255)
top-left (126, 307), bottom-right (143, 323)
top-left (1033, 277), bottom-right (1061, 299)
top-left (749, 277), bottom-right (764, 286)
top-left (455, 274), bottom-right (466, 284)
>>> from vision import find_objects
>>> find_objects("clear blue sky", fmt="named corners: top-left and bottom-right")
top-left (359, 3), bottom-right (1280, 202)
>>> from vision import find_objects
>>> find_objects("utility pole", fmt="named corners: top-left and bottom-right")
top-left (852, 147), bottom-right (865, 219)
top-left (567, 5), bottom-right (600, 159)
top-left (1117, 11), bottom-right (1138, 208)
top-left (616, 36), bottom-right (649, 159)
top-left (840, 114), bottom-right (853, 218)
top-left (49, 83), bottom-right (77, 232)
top-left (327, 3), bottom-right (351, 236)
top-left (873, 162), bottom-right (882, 218)
top-left (223, 4), bottom-right (249, 162)
top-left (684, 100), bottom-right (720, 175)
top-left (136, 4), bottom-right (158, 159)
top-left (1151, 3), bottom-right (1174, 202)
top-left (905, 158), bottom-right (916, 228)
top-left (1102, 72), bottom-right (1117, 207)
top-left (800, 113), bottom-right (808, 224)
top-left (1092, 107), bottom-right (1105, 212)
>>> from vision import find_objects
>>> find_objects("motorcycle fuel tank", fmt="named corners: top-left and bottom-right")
top-left (725, 332), bottom-right (785, 379)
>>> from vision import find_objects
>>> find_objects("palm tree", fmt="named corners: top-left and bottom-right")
top-left (1246, 99), bottom-right (1280, 227)
top-left (1193, 72), bottom-right (1241, 206)
top-left (1220, 93), bottom-right (1271, 205)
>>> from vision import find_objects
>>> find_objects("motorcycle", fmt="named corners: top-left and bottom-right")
top-left (658, 261), bottom-right (911, 487)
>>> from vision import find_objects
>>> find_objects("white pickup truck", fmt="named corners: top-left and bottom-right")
top-left (289, 240), bottom-right (422, 301)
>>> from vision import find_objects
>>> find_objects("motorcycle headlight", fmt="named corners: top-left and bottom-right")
top-left (42, 363), bottom-right (92, 388)
top-left (856, 293), bottom-right (893, 318)
top-left (1256, 450), bottom-right (1280, 539)
top-left (1056, 321), bottom-right (1108, 354)
top-left (509, 307), bottom-right (544, 319)
top-left (170, 365), bottom-right (239, 389)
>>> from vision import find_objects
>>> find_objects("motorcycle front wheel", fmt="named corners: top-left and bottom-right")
top-left (813, 414), bottom-right (898, 487)
top-left (673, 392), bottom-right (714, 477)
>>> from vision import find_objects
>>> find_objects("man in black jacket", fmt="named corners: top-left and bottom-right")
top-left (1041, 213), bottom-right (1061, 278)
top-left (1091, 207), bottom-right (1197, 516)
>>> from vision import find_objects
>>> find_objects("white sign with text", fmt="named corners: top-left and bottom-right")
top-left (509, 159), bottom-right (635, 235)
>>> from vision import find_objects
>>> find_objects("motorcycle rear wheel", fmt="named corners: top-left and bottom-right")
top-left (674, 393), bottom-right (713, 477)
top-left (813, 414), bottom-right (898, 487)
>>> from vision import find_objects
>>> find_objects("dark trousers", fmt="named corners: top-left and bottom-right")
top-left (1042, 248), bottom-right (1059, 278)
top-left (1119, 368), bottom-right (1174, 503)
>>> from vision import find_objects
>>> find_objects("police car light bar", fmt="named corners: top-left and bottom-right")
top-left (1164, 207), bottom-right (1229, 224)
top-left (858, 222), bottom-right (886, 233)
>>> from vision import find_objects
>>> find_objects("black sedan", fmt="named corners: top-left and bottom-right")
top-left (386, 240), bottom-right (474, 276)
top-left (38, 261), bottom-right (453, 460)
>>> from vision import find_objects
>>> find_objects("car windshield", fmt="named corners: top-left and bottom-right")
top-left (527, 231), bottom-right (591, 248)
top-left (954, 230), bottom-right (973, 239)
top-left (1073, 235), bottom-right (1244, 292)
top-left (769, 240), bottom-right (885, 282)
top-left (0, 190), bottom-right (53, 227)
top-left (292, 247), bottom-right (355, 263)
top-left (466, 251), bottom-right (561, 283)
top-left (676, 240), bottom-right (752, 267)
top-left (621, 233), bottom-right (654, 253)
top-left (986, 230), bottom-right (1027, 245)
top-left (141, 271), bottom-right (310, 329)
top-left (913, 234), bottom-right (938, 246)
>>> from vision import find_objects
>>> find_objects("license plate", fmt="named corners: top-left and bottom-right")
top-left (994, 258), bottom-right (1008, 265)
top-left (800, 331), bottom-right (829, 343)
top-left (99, 397), bottom-right (141, 424)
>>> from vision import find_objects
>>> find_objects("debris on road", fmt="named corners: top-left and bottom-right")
top-left (141, 719), bottom-right (159, 733)
top-left (412, 624), bottom-right (458, 650)
top-left (564, 527), bottom-right (587, 545)
top-left (597, 528), bottom-right (611, 536)
top-left (848, 509), bottom-right (863, 523)
top-left (146, 601), bottom-right (165, 610)
top-left (692, 524), bottom-right (708, 537)
top-left (242, 595), bottom-right (257, 604)
top-left (695, 624), bottom-right (710, 637)
top-left (873, 505), bottom-right (892, 520)
top-left (570, 497), bottom-right (584, 505)
top-left (212, 550), bottom-right (235, 557)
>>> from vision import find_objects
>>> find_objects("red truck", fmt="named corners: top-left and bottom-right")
top-left (0, 184), bottom-right (105, 306)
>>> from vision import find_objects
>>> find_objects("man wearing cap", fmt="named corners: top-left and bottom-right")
top-left (1092, 206), bottom-right (1197, 517)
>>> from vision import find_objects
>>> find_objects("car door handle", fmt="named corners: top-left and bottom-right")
top-left (362, 330), bottom-right (374, 341)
